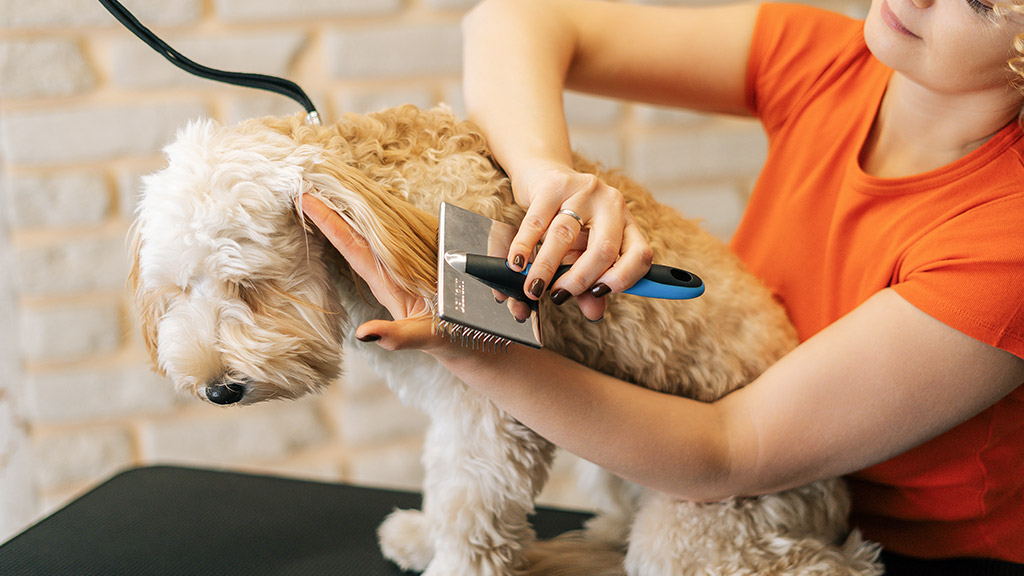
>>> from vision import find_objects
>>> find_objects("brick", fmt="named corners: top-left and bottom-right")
top-left (110, 32), bottom-right (308, 90)
top-left (627, 120), bottom-right (767, 184)
top-left (651, 182), bottom-right (748, 241)
top-left (0, 101), bottom-right (208, 166)
top-left (633, 104), bottom-right (708, 127)
top-left (138, 399), bottom-right (329, 466)
top-left (2, 172), bottom-right (110, 230)
top-left (0, 0), bottom-right (201, 28)
top-left (565, 92), bottom-right (623, 127)
top-left (13, 234), bottom-right (128, 296)
top-left (0, 40), bottom-right (95, 100)
top-left (347, 441), bottom-right (424, 490)
top-left (31, 427), bottom-right (134, 491)
top-left (25, 364), bottom-right (178, 424)
top-left (334, 87), bottom-right (438, 116)
top-left (568, 131), bottom-right (623, 172)
top-left (0, 225), bottom-right (22, 404)
top-left (18, 300), bottom-right (121, 364)
top-left (328, 21), bottom-right (462, 79)
top-left (116, 165), bottom-right (163, 221)
top-left (0, 397), bottom-right (35, 542)
top-left (423, 0), bottom-right (480, 11)
top-left (214, 0), bottom-right (401, 22)
top-left (330, 388), bottom-right (429, 446)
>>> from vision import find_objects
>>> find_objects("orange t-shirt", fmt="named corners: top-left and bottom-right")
top-left (734, 3), bottom-right (1024, 562)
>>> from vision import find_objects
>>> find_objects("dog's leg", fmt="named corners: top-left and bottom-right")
top-left (380, 377), bottom-right (555, 576)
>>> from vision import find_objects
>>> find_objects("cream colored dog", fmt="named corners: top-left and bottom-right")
top-left (129, 105), bottom-right (882, 575)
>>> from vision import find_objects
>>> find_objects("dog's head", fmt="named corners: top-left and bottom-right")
top-left (128, 115), bottom-right (437, 405)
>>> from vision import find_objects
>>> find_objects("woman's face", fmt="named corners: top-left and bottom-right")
top-left (865, 0), bottom-right (1024, 94)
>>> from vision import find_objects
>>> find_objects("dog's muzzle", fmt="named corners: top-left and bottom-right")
top-left (205, 382), bottom-right (246, 405)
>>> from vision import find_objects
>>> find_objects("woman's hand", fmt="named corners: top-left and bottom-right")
top-left (507, 162), bottom-right (653, 321)
top-left (301, 195), bottom-right (442, 352)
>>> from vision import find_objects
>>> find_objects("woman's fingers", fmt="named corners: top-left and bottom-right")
top-left (506, 168), bottom-right (653, 312)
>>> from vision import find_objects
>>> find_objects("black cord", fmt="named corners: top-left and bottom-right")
top-left (98, 0), bottom-right (320, 123)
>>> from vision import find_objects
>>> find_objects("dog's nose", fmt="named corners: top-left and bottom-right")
top-left (205, 382), bottom-right (246, 405)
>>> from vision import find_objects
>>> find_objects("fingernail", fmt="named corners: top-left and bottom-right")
top-left (528, 278), bottom-right (545, 299)
top-left (357, 333), bottom-right (381, 343)
top-left (515, 315), bottom-right (528, 324)
top-left (549, 289), bottom-right (571, 305)
top-left (586, 315), bottom-right (604, 324)
top-left (512, 254), bottom-right (525, 270)
top-left (590, 283), bottom-right (611, 298)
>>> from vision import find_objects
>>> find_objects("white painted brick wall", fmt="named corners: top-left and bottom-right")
top-left (31, 426), bottom-right (134, 491)
top-left (0, 39), bottom-right (96, 99)
top-left (214, 0), bottom-right (402, 22)
top-left (2, 172), bottom-right (111, 230)
top-left (109, 32), bottom-right (309, 90)
top-left (1, 0), bottom-right (201, 29)
top-left (0, 0), bottom-right (869, 545)
top-left (14, 235), bottom-right (127, 296)
top-left (137, 399), bottom-right (329, 466)
top-left (1, 102), bottom-right (208, 165)
top-left (24, 364), bottom-right (178, 424)
top-left (18, 300), bottom-right (122, 363)
top-left (328, 22), bottom-right (463, 79)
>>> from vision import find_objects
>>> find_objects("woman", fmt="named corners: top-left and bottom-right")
top-left (304, 0), bottom-right (1024, 571)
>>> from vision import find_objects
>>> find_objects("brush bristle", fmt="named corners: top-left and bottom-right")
top-left (433, 317), bottom-right (513, 353)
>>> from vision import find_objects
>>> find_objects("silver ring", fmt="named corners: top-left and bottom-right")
top-left (557, 208), bottom-right (585, 229)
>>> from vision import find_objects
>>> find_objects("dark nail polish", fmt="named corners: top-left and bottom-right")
top-left (512, 254), bottom-right (525, 270)
top-left (549, 289), bottom-right (571, 305)
top-left (357, 333), bottom-right (381, 343)
top-left (586, 315), bottom-right (604, 324)
top-left (590, 283), bottom-right (612, 298)
top-left (528, 278), bottom-right (545, 299)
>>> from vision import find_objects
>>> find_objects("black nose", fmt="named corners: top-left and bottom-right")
top-left (206, 382), bottom-right (246, 405)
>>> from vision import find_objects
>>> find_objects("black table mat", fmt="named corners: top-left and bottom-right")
top-left (0, 465), bottom-right (591, 575)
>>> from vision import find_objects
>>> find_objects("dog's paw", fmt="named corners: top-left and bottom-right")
top-left (378, 508), bottom-right (434, 571)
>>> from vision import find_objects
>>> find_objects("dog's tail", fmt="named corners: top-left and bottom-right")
top-left (515, 531), bottom-right (626, 576)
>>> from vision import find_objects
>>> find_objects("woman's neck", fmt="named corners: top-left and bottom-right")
top-left (860, 73), bottom-right (1022, 178)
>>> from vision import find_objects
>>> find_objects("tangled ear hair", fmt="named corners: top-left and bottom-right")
top-left (127, 220), bottom-right (169, 374)
top-left (301, 154), bottom-right (439, 305)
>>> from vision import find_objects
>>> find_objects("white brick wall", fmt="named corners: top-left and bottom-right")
top-left (0, 0), bottom-right (868, 544)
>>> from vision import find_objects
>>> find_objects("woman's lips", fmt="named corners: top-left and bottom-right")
top-left (881, 0), bottom-right (920, 38)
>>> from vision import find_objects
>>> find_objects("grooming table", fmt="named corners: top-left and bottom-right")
top-left (0, 465), bottom-right (592, 575)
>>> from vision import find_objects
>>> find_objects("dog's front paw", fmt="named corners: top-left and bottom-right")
top-left (378, 508), bottom-right (434, 572)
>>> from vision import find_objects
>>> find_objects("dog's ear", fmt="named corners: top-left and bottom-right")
top-left (300, 154), bottom-right (439, 302)
top-left (127, 221), bottom-right (169, 375)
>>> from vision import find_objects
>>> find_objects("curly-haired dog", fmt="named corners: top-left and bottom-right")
top-left (129, 105), bottom-right (882, 575)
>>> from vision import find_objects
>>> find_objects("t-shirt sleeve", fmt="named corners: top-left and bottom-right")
top-left (745, 3), bottom-right (865, 135)
top-left (892, 192), bottom-right (1024, 359)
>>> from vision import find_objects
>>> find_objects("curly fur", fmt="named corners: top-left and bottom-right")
top-left (129, 105), bottom-right (883, 575)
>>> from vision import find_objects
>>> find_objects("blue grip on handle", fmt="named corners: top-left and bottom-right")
top-left (522, 261), bottom-right (704, 300)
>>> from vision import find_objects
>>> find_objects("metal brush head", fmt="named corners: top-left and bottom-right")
top-left (436, 202), bottom-right (543, 349)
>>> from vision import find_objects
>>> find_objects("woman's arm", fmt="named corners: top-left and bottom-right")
top-left (428, 290), bottom-right (1024, 500)
top-left (461, 0), bottom-right (760, 320)
top-left (303, 196), bottom-right (1024, 501)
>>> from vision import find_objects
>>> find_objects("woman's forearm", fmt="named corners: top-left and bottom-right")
top-left (430, 343), bottom-right (736, 501)
top-left (462, 0), bottom-right (577, 198)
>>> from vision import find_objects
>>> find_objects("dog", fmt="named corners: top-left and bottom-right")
top-left (128, 104), bottom-right (883, 575)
